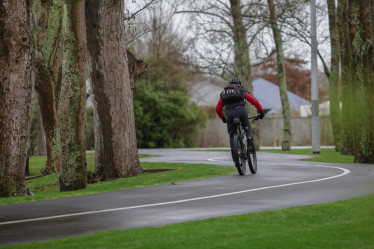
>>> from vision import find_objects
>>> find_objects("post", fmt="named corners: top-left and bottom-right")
top-left (311, 0), bottom-right (320, 154)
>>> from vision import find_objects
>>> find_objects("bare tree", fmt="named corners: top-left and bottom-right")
top-left (86, 0), bottom-right (143, 181)
top-left (0, 0), bottom-right (34, 197)
top-left (266, 0), bottom-right (291, 151)
top-left (176, 0), bottom-right (268, 147)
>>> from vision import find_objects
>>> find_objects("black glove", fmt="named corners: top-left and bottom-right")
top-left (258, 111), bottom-right (265, 119)
top-left (221, 117), bottom-right (227, 123)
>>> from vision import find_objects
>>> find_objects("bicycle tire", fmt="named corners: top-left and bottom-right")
top-left (235, 134), bottom-right (246, 175)
top-left (247, 139), bottom-right (257, 174)
top-left (231, 134), bottom-right (240, 166)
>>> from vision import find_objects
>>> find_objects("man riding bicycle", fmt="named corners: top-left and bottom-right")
top-left (216, 78), bottom-right (265, 150)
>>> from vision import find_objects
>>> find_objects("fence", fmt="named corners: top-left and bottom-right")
top-left (195, 116), bottom-right (334, 147)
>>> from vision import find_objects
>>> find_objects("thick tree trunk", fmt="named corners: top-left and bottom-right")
top-left (36, 61), bottom-right (61, 175)
top-left (86, 0), bottom-right (142, 181)
top-left (33, 0), bottom-right (62, 175)
top-left (92, 51), bottom-right (146, 177)
top-left (0, 0), bottom-right (34, 197)
top-left (327, 0), bottom-right (342, 152)
top-left (58, 0), bottom-right (87, 191)
top-left (337, 0), bottom-right (354, 155)
top-left (267, 0), bottom-right (291, 151)
top-left (229, 0), bottom-right (260, 149)
top-left (348, 0), bottom-right (374, 163)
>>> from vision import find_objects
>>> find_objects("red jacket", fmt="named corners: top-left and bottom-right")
top-left (216, 91), bottom-right (263, 119)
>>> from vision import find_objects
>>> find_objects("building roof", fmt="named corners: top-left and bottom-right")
top-left (252, 77), bottom-right (311, 114)
top-left (189, 78), bottom-right (311, 114)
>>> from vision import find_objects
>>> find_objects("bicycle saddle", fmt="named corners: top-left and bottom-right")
top-left (233, 117), bottom-right (241, 125)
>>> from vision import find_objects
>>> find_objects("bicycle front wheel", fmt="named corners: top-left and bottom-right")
top-left (247, 139), bottom-right (257, 174)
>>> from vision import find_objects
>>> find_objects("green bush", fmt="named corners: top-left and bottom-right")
top-left (134, 79), bottom-right (207, 148)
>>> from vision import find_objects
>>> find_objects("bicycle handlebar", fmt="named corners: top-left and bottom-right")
top-left (248, 115), bottom-right (261, 120)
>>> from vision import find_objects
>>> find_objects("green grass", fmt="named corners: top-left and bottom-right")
top-left (260, 148), bottom-right (356, 164)
top-left (1, 156), bottom-right (235, 206)
top-left (28, 153), bottom-right (157, 176)
top-left (3, 194), bottom-right (374, 249)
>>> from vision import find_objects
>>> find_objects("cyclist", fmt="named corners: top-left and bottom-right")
top-left (216, 78), bottom-right (265, 150)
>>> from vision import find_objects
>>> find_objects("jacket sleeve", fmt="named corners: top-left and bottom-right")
top-left (216, 98), bottom-right (225, 118)
top-left (245, 91), bottom-right (263, 112)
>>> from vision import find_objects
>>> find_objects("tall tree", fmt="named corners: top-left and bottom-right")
top-left (327, 0), bottom-right (342, 152)
top-left (230, 0), bottom-right (252, 92)
top-left (0, 0), bottom-right (34, 197)
top-left (58, 0), bottom-right (87, 191)
top-left (267, 0), bottom-right (291, 151)
top-left (347, 0), bottom-right (374, 163)
top-left (86, 0), bottom-right (142, 181)
top-left (229, 0), bottom-right (260, 148)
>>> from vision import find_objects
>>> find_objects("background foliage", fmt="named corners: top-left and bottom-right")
top-left (134, 56), bottom-right (207, 148)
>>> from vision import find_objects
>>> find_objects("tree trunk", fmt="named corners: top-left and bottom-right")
top-left (0, 0), bottom-right (34, 197)
top-left (229, 0), bottom-right (260, 149)
top-left (36, 106), bottom-right (46, 156)
top-left (93, 106), bottom-right (105, 176)
top-left (267, 0), bottom-right (291, 151)
top-left (58, 0), bottom-right (87, 191)
top-left (33, 0), bottom-right (62, 175)
top-left (86, 0), bottom-right (142, 181)
top-left (337, 0), bottom-right (354, 155)
top-left (36, 61), bottom-right (61, 175)
top-left (29, 92), bottom-right (40, 156)
top-left (348, 0), bottom-right (374, 163)
top-left (327, 0), bottom-right (342, 152)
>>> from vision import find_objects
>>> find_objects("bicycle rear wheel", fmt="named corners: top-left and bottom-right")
top-left (247, 139), bottom-right (257, 174)
top-left (233, 134), bottom-right (246, 175)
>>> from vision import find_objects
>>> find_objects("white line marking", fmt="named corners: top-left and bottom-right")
top-left (0, 164), bottom-right (350, 226)
top-left (208, 157), bottom-right (230, 161)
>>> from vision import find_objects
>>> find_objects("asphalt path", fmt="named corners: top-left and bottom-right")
top-left (1, 149), bottom-right (374, 246)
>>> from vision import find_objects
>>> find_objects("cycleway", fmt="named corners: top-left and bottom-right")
top-left (1, 149), bottom-right (373, 246)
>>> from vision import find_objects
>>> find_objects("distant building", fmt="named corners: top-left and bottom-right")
top-left (190, 77), bottom-right (311, 115)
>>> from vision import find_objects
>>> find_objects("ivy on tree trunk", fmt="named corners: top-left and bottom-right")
top-left (58, 0), bottom-right (87, 191)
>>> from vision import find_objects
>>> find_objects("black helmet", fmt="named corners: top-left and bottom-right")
top-left (229, 78), bottom-right (241, 85)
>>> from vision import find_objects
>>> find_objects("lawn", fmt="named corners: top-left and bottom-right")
top-left (260, 148), bottom-right (355, 164)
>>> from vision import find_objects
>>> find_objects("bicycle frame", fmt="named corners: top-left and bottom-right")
top-left (230, 115), bottom-right (259, 175)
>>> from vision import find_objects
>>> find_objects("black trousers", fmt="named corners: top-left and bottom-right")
top-left (226, 105), bottom-right (253, 139)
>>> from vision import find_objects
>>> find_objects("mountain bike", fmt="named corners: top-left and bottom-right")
top-left (230, 115), bottom-right (259, 175)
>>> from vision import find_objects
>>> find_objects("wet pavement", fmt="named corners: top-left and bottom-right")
top-left (1, 149), bottom-right (373, 246)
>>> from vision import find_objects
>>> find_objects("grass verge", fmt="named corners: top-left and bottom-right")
top-left (1, 157), bottom-right (235, 206)
top-left (260, 148), bottom-right (356, 164)
top-left (3, 194), bottom-right (374, 249)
